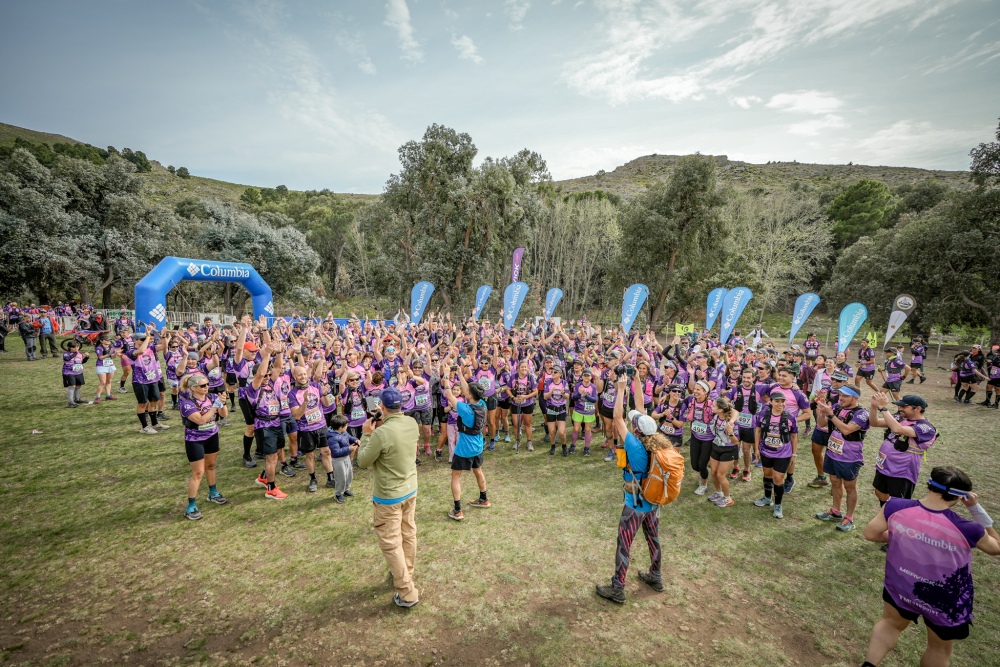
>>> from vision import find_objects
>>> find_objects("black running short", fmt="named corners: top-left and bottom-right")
top-left (133, 381), bottom-right (161, 404)
top-left (297, 428), bottom-right (327, 454)
top-left (451, 453), bottom-right (483, 471)
top-left (872, 471), bottom-right (915, 499)
top-left (254, 427), bottom-right (285, 456)
top-left (545, 409), bottom-right (567, 423)
top-left (497, 398), bottom-right (511, 410)
top-left (511, 402), bottom-right (535, 415)
top-left (239, 397), bottom-right (255, 426)
top-left (758, 453), bottom-right (791, 473)
top-left (710, 445), bottom-right (738, 462)
top-left (485, 395), bottom-right (498, 411)
top-left (882, 588), bottom-right (969, 641)
top-left (225, 372), bottom-right (238, 385)
top-left (857, 369), bottom-right (875, 379)
top-left (185, 433), bottom-right (220, 462)
top-left (62, 374), bottom-right (85, 387)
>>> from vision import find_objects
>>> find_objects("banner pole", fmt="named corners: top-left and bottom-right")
top-left (825, 328), bottom-right (830, 353)
top-left (937, 329), bottom-right (943, 365)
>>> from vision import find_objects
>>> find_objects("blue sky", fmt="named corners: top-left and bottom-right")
top-left (2, 0), bottom-right (998, 193)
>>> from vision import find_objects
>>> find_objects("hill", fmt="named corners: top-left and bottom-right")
top-left (552, 153), bottom-right (974, 199)
top-left (2, 121), bottom-right (974, 205)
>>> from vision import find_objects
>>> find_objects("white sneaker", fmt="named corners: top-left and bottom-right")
top-left (118, 387), bottom-right (128, 393)
top-left (694, 484), bottom-right (708, 496)
top-left (141, 426), bottom-right (158, 435)
top-left (154, 423), bottom-right (170, 430)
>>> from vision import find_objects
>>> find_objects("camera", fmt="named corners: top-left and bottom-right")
top-left (614, 363), bottom-right (636, 377)
top-left (373, 409), bottom-right (383, 422)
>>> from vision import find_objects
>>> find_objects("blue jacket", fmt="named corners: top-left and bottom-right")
top-left (327, 429), bottom-right (358, 458)
top-left (622, 432), bottom-right (655, 512)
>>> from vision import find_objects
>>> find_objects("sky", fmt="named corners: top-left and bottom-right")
top-left (1, 0), bottom-right (999, 193)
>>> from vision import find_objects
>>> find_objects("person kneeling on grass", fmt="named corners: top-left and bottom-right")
top-left (813, 385), bottom-right (869, 532)
top-left (443, 373), bottom-right (490, 521)
top-left (861, 466), bottom-right (999, 667)
top-left (596, 374), bottom-right (664, 604)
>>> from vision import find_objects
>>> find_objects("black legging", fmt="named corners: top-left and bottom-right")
top-left (688, 436), bottom-right (712, 481)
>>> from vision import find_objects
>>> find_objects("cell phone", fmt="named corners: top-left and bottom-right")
top-left (364, 396), bottom-right (381, 413)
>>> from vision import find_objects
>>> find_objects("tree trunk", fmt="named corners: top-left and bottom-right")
top-left (77, 279), bottom-right (91, 304)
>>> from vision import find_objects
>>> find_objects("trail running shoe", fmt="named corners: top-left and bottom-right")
top-left (106, 395), bottom-right (117, 401)
top-left (448, 508), bottom-right (464, 521)
top-left (603, 451), bottom-right (615, 462)
top-left (816, 509), bottom-right (843, 521)
top-left (265, 486), bottom-right (288, 500)
top-left (243, 456), bottom-right (257, 468)
top-left (185, 508), bottom-right (203, 520)
top-left (595, 583), bottom-right (626, 604)
top-left (154, 423), bottom-right (170, 430)
top-left (504, 433), bottom-right (510, 443)
top-left (836, 518), bottom-right (855, 532)
top-left (207, 493), bottom-right (228, 505)
top-left (773, 504), bottom-right (784, 519)
top-left (716, 497), bottom-right (735, 508)
top-left (141, 426), bottom-right (157, 434)
top-left (325, 478), bottom-right (336, 488)
top-left (694, 484), bottom-right (708, 496)
top-left (307, 479), bottom-right (318, 493)
top-left (729, 467), bottom-right (740, 480)
top-left (549, 445), bottom-right (556, 456)
top-left (157, 412), bottom-right (170, 421)
top-left (526, 442), bottom-right (534, 452)
top-left (487, 441), bottom-right (495, 451)
top-left (291, 458), bottom-right (307, 469)
top-left (255, 474), bottom-right (268, 487)
top-left (741, 471), bottom-right (751, 482)
top-left (783, 477), bottom-right (795, 494)
top-left (435, 449), bottom-right (443, 462)
top-left (637, 570), bottom-right (664, 592)
top-left (808, 475), bottom-right (830, 488)
top-left (707, 491), bottom-right (723, 502)
top-left (583, 447), bottom-right (591, 456)
top-left (469, 498), bottom-right (491, 508)
top-left (568, 444), bottom-right (576, 454)
top-left (753, 496), bottom-right (773, 507)
top-left (280, 465), bottom-right (296, 477)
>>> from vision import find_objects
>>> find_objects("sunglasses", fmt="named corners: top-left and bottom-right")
top-left (195, 383), bottom-right (209, 388)
top-left (670, 389), bottom-right (682, 393)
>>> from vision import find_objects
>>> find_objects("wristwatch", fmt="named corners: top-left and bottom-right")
top-left (878, 407), bottom-right (888, 413)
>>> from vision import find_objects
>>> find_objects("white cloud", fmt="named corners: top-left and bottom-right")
top-left (505, 0), bottom-right (531, 30)
top-left (334, 26), bottom-right (377, 75)
top-left (384, 0), bottom-right (423, 63)
top-left (767, 91), bottom-right (844, 115)
top-left (789, 114), bottom-right (846, 136)
top-left (452, 35), bottom-right (483, 63)
top-left (565, 0), bottom-right (946, 105)
top-left (854, 120), bottom-right (987, 168)
top-left (732, 95), bottom-right (761, 109)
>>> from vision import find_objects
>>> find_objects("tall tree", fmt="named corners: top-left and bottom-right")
top-left (618, 154), bottom-right (726, 326)
top-left (826, 179), bottom-right (897, 248)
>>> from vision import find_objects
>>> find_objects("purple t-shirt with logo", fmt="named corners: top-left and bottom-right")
top-left (180, 395), bottom-right (219, 441)
top-left (858, 347), bottom-right (876, 372)
top-left (883, 498), bottom-right (984, 628)
top-left (573, 382), bottom-right (598, 415)
top-left (824, 404), bottom-right (870, 464)
top-left (753, 409), bottom-right (798, 459)
top-left (768, 385), bottom-right (810, 420)
top-left (62, 351), bottom-right (85, 376)
top-left (682, 396), bottom-right (715, 441)
top-left (246, 382), bottom-right (281, 430)
top-left (509, 373), bottom-right (537, 407)
top-left (128, 347), bottom-right (162, 385)
top-left (288, 382), bottom-right (326, 432)
top-left (875, 417), bottom-right (937, 484)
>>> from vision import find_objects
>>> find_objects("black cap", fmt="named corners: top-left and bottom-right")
top-left (892, 395), bottom-right (927, 409)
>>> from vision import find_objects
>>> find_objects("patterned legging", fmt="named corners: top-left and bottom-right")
top-left (613, 504), bottom-right (661, 588)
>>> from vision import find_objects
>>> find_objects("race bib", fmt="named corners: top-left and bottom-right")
top-left (479, 377), bottom-right (491, 391)
top-left (875, 451), bottom-right (887, 469)
top-left (415, 393), bottom-right (429, 407)
top-left (280, 398), bottom-right (289, 410)
top-left (198, 422), bottom-right (216, 432)
top-left (547, 408), bottom-right (563, 416)
top-left (659, 421), bottom-right (676, 435)
top-left (828, 435), bottom-right (845, 455)
top-left (305, 408), bottom-right (322, 424)
top-left (72, 364), bottom-right (83, 373)
top-left (737, 413), bottom-right (753, 427)
top-left (763, 435), bottom-right (782, 448)
top-left (267, 401), bottom-right (279, 416)
top-left (691, 422), bottom-right (708, 435)
top-left (583, 402), bottom-right (595, 412)
top-left (350, 407), bottom-right (365, 421)
top-left (99, 358), bottom-right (114, 368)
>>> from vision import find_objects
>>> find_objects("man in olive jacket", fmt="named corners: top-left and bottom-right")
top-left (357, 387), bottom-right (420, 607)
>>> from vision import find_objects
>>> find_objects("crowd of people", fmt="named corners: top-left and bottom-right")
top-left (3, 300), bottom-right (999, 665)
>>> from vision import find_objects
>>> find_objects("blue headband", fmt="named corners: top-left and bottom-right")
top-left (928, 479), bottom-right (969, 498)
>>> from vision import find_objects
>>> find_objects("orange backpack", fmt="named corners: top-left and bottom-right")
top-left (626, 445), bottom-right (685, 506)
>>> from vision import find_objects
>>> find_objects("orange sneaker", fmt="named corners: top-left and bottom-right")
top-left (265, 486), bottom-right (288, 500)
top-left (255, 474), bottom-right (268, 487)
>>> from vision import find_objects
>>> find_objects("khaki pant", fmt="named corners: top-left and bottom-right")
top-left (373, 495), bottom-right (418, 602)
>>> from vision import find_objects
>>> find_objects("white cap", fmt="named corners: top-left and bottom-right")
top-left (627, 410), bottom-right (658, 436)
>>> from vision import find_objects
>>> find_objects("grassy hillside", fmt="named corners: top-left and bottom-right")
top-left (554, 153), bottom-right (974, 199)
top-left (2, 121), bottom-right (974, 205)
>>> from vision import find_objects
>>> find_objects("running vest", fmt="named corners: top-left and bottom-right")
top-left (457, 402), bottom-right (487, 436)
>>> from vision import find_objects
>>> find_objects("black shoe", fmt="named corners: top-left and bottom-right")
top-left (979, 400), bottom-right (991, 406)
top-left (880, 543), bottom-right (888, 553)
top-left (919, 376), bottom-right (926, 384)
top-left (242, 456), bottom-right (257, 468)
top-left (549, 445), bottom-right (556, 455)
top-left (906, 379), bottom-right (915, 384)
top-left (280, 465), bottom-right (296, 477)
top-left (435, 450), bottom-right (443, 462)
top-left (992, 403), bottom-right (1000, 410)
top-left (343, 490), bottom-right (354, 497)
top-left (157, 411), bottom-right (170, 421)
top-left (595, 583), bottom-right (626, 604)
top-left (562, 445), bottom-right (568, 457)
top-left (637, 570), bottom-right (664, 592)
top-left (290, 458), bottom-right (307, 469)
top-left (334, 494), bottom-right (346, 504)
top-left (254, 452), bottom-right (265, 459)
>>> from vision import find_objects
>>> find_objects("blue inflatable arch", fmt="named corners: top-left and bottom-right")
top-left (135, 257), bottom-right (274, 331)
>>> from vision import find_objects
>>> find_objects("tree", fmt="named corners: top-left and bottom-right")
top-left (240, 187), bottom-right (263, 207)
top-left (718, 190), bottom-right (833, 321)
top-left (970, 116), bottom-right (1000, 187)
top-left (618, 154), bottom-right (726, 326)
top-left (176, 166), bottom-right (190, 179)
top-left (826, 179), bottom-right (896, 248)
top-left (167, 165), bottom-right (176, 175)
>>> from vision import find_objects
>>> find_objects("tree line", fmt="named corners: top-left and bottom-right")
top-left (2, 119), bottom-right (997, 341)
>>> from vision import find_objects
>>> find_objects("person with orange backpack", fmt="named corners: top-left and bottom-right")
top-left (596, 374), bottom-right (684, 604)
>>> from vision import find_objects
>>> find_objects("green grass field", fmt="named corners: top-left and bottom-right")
top-left (0, 338), bottom-right (997, 667)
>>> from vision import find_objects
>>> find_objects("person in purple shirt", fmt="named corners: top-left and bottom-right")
top-left (542, 366), bottom-right (570, 456)
top-left (862, 466), bottom-right (999, 666)
top-left (812, 386), bottom-right (869, 532)
top-left (906, 337), bottom-right (928, 385)
top-left (61, 341), bottom-right (90, 408)
top-left (178, 372), bottom-right (229, 520)
top-left (288, 364), bottom-right (334, 493)
top-left (128, 332), bottom-right (168, 435)
top-left (752, 388), bottom-right (799, 519)
top-left (879, 346), bottom-right (911, 401)
top-left (769, 367), bottom-right (811, 494)
top-left (570, 369), bottom-right (599, 456)
top-left (870, 393), bottom-right (937, 506)
top-left (249, 342), bottom-right (289, 500)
